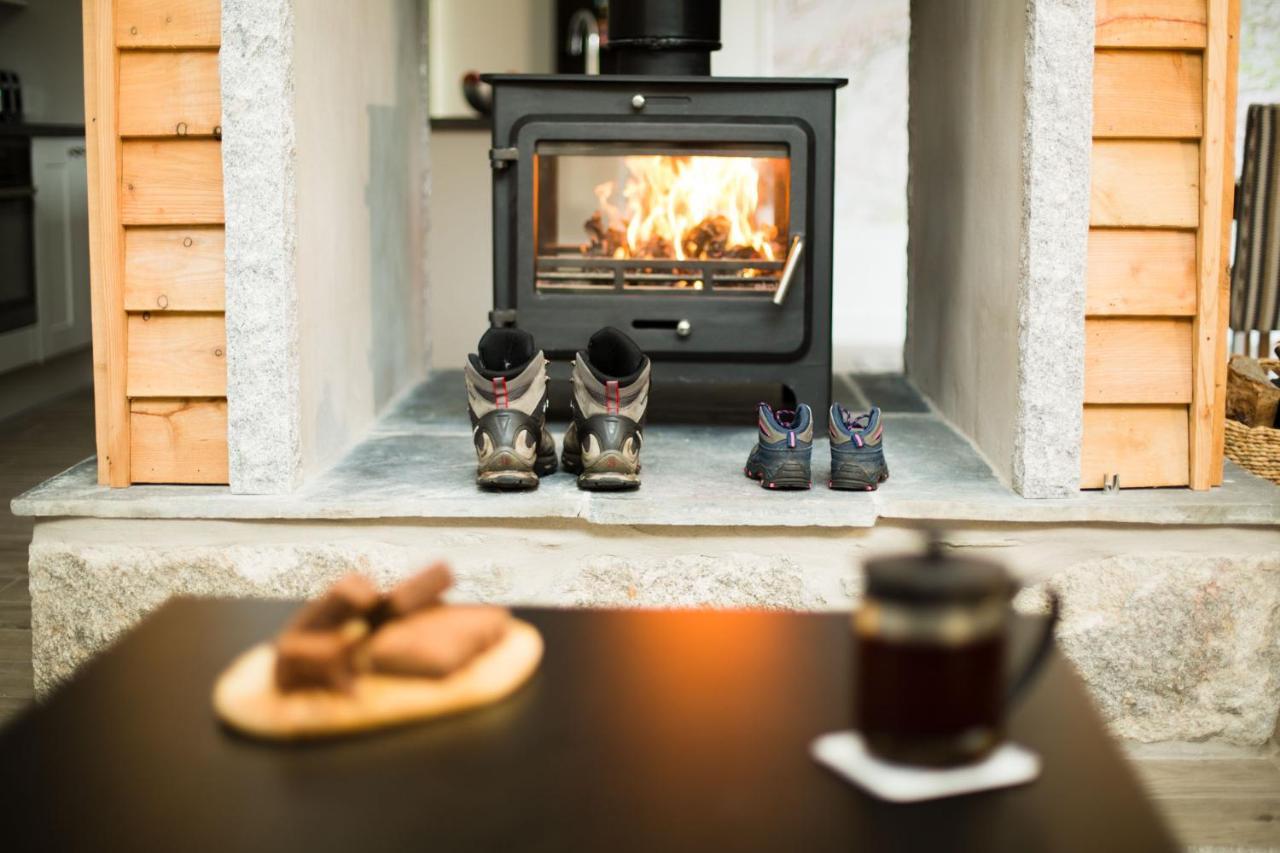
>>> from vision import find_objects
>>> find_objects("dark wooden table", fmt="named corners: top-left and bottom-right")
top-left (0, 600), bottom-right (1177, 852)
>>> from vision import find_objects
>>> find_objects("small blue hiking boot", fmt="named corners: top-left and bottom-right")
top-left (744, 403), bottom-right (814, 490)
top-left (828, 404), bottom-right (889, 491)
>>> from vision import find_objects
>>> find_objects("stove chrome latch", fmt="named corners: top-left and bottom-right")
top-left (772, 234), bottom-right (805, 307)
top-left (489, 147), bottom-right (519, 169)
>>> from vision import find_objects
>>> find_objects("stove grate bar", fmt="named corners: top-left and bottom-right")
top-left (536, 254), bottom-right (784, 293)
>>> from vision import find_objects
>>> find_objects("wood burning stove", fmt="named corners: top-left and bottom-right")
top-left (486, 1), bottom-right (845, 417)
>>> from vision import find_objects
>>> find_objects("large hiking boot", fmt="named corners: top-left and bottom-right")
top-left (465, 327), bottom-right (557, 490)
top-left (561, 327), bottom-right (650, 491)
top-left (744, 403), bottom-right (814, 490)
top-left (828, 404), bottom-right (889, 491)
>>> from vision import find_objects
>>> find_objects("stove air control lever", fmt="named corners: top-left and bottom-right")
top-left (772, 234), bottom-right (805, 307)
top-left (675, 319), bottom-right (691, 338)
top-left (631, 94), bottom-right (646, 110)
top-left (489, 147), bottom-right (518, 170)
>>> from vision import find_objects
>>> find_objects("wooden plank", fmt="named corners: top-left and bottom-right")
top-left (116, 0), bottom-right (220, 48)
top-left (126, 312), bottom-right (226, 397)
top-left (121, 139), bottom-right (223, 225)
top-left (130, 398), bottom-right (228, 484)
top-left (1135, 759), bottom-right (1280, 800)
top-left (1095, 0), bottom-right (1207, 48)
top-left (119, 50), bottom-right (221, 138)
top-left (1086, 229), bottom-right (1197, 316)
top-left (1090, 140), bottom-right (1200, 228)
top-left (1147, 798), bottom-right (1280, 850)
top-left (1081, 404), bottom-right (1190, 488)
top-left (1208, 0), bottom-right (1240, 487)
top-left (1093, 50), bottom-right (1202, 138)
top-left (82, 0), bottom-right (131, 487)
top-left (124, 227), bottom-right (225, 311)
top-left (1191, 0), bottom-right (1234, 489)
top-left (1085, 317), bottom-right (1193, 403)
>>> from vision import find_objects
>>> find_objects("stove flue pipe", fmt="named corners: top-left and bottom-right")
top-left (604, 0), bottom-right (721, 76)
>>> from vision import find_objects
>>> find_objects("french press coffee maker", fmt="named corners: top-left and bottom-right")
top-left (853, 537), bottom-right (1059, 767)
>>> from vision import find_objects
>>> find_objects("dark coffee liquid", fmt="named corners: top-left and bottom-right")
top-left (855, 634), bottom-right (1005, 767)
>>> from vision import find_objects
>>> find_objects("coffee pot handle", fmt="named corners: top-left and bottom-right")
top-left (1006, 592), bottom-right (1060, 706)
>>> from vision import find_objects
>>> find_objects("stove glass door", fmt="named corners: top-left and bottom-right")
top-left (533, 141), bottom-right (791, 296)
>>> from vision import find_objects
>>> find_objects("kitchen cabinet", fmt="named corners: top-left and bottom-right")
top-left (0, 134), bottom-right (90, 376)
top-left (32, 136), bottom-right (92, 359)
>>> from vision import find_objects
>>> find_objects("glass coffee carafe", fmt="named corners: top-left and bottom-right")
top-left (853, 539), bottom-right (1059, 768)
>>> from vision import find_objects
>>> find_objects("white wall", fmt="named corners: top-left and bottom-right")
top-left (905, 0), bottom-right (1028, 484)
top-left (294, 0), bottom-right (429, 477)
top-left (0, 0), bottom-right (84, 123)
top-left (427, 0), bottom-right (554, 118)
top-left (768, 0), bottom-right (909, 373)
top-left (426, 129), bottom-right (492, 370)
top-left (428, 0), bottom-right (911, 372)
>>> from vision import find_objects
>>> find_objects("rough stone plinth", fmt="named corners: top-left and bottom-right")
top-left (1017, 553), bottom-right (1280, 745)
top-left (28, 518), bottom-right (1280, 749)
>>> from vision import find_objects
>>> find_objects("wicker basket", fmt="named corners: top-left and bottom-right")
top-left (1224, 359), bottom-right (1280, 484)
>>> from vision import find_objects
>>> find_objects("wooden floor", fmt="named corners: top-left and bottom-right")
top-left (1133, 757), bottom-right (1280, 851)
top-left (0, 389), bottom-right (95, 721)
top-left (0, 390), bottom-right (1278, 849)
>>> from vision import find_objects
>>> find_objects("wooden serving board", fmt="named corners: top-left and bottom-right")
top-left (213, 620), bottom-right (543, 740)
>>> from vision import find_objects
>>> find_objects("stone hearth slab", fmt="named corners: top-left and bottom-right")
top-left (12, 372), bottom-right (1279, 526)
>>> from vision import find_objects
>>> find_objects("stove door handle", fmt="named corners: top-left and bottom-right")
top-left (772, 234), bottom-right (804, 307)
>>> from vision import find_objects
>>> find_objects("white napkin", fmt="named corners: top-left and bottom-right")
top-left (811, 730), bottom-right (1041, 803)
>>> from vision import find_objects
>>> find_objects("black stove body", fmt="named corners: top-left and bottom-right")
top-left (484, 6), bottom-right (845, 418)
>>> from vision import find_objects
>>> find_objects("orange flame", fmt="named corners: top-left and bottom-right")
top-left (593, 156), bottom-right (779, 261)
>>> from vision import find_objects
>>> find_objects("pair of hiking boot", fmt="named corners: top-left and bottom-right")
top-left (744, 402), bottom-right (889, 491)
top-left (465, 326), bottom-right (650, 491)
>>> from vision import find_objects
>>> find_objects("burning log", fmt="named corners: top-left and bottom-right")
top-left (583, 212), bottom-right (776, 262)
top-left (583, 212), bottom-right (628, 257)
top-left (683, 215), bottom-right (731, 259)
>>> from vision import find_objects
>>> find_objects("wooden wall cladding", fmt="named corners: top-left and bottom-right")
top-left (121, 140), bottom-right (224, 225)
top-left (84, 0), bottom-right (227, 486)
top-left (1093, 50), bottom-right (1203, 138)
top-left (119, 50), bottom-right (221, 137)
top-left (1089, 140), bottom-right (1200, 228)
top-left (1085, 318), bottom-right (1193, 404)
top-left (126, 312), bottom-right (227, 398)
top-left (124, 227), bottom-right (225, 312)
top-left (1083, 0), bottom-right (1237, 491)
top-left (1095, 0), bottom-right (1208, 48)
top-left (1086, 229), bottom-right (1197, 316)
top-left (116, 0), bottom-right (220, 48)
top-left (130, 398), bottom-right (228, 484)
top-left (1081, 405), bottom-right (1190, 488)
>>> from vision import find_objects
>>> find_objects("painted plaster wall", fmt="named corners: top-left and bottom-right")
top-left (293, 0), bottom-right (429, 482)
top-left (769, 0), bottom-right (910, 373)
top-left (426, 130), bottom-right (492, 371)
top-left (905, 0), bottom-right (1028, 485)
top-left (427, 0), bottom-right (555, 119)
